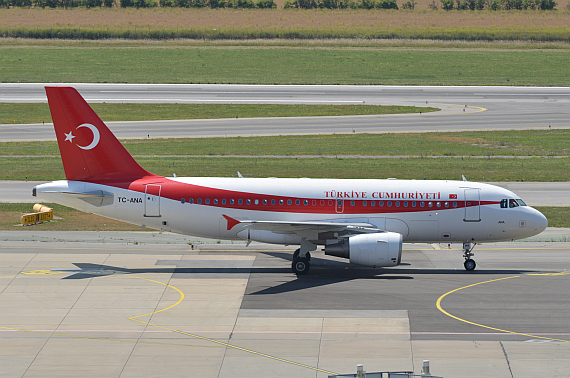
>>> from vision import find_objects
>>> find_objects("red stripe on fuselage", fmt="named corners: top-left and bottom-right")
top-left (90, 177), bottom-right (499, 215)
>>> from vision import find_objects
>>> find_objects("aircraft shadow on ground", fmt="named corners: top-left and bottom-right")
top-left (62, 260), bottom-right (538, 282)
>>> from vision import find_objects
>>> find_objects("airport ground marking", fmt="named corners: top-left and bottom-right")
top-left (127, 275), bottom-right (338, 376)
top-left (436, 274), bottom-right (570, 343)
top-left (427, 103), bottom-right (487, 115)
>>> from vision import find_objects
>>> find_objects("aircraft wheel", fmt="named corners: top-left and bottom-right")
top-left (464, 259), bottom-right (476, 271)
top-left (292, 258), bottom-right (310, 275)
top-left (293, 250), bottom-right (310, 261)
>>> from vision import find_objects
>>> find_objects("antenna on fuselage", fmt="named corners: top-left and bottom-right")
top-left (238, 171), bottom-right (243, 178)
top-left (462, 175), bottom-right (467, 182)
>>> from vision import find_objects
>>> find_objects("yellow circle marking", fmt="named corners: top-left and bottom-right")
top-left (436, 274), bottom-right (570, 343)
top-left (127, 275), bottom-right (337, 376)
top-left (3, 269), bottom-right (336, 374)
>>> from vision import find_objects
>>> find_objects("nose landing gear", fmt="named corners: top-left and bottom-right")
top-left (292, 248), bottom-right (312, 275)
top-left (463, 242), bottom-right (477, 271)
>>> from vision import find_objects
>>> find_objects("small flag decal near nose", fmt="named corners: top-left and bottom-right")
top-left (449, 194), bottom-right (458, 199)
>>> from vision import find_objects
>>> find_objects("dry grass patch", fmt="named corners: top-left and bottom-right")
top-left (0, 8), bottom-right (569, 30)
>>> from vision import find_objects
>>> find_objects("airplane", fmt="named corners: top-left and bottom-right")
top-left (33, 86), bottom-right (548, 275)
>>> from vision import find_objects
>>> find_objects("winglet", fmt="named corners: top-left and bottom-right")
top-left (45, 86), bottom-right (155, 182)
top-left (222, 214), bottom-right (241, 230)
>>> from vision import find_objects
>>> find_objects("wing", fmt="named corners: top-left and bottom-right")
top-left (241, 220), bottom-right (384, 235)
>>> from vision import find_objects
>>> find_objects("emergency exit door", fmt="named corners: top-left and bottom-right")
top-left (145, 184), bottom-right (161, 217)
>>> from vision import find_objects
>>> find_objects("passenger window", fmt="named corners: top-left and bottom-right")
top-left (238, 199), bottom-right (243, 205)
top-left (280, 199), bottom-right (284, 205)
top-left (213, 199), bottom-right (218, 205)
top-left (295, 199), bottom-right (300, 205)
top-left (453, 202), bottom-right (457, 208)
top-left (247, 199), bottom-right (251, 205)
top-left (404, 201), bottom-right (408, 207)
top-left (363, 201), bottom-right (367, 206)
top-left (436, 202), bottom-right (441, 208)
top-left (205, 199), bottom-right (210, 204)
top-left (428, 202), bottom-right (433, 208)
top-left (395, 201), bottom-right (400, 207)
top-left (379, 201), bottom-right (384, 207)
top-left (181, 198), bottom-right (185, 204)
top-left (287, 199), bottom-right (292, 205)
top-left (189, 198), bottom-right (194, 204)
top-left (254, 199), bottom-right (259, 205)
top-left (197, 198), bottom-right (202, 204)
top-left (222, 199), bottom-right (226, 205)
top-left (371, 201), bottom-right (375, 206)
top-left (350, 201), bottom-right (355, 206)
top-left (420, 202), bottom-right (424, 207)
top-left (230, 199), bottom-right (234, 205)
top-left (304, 200), bottom-right (308, 206)
top-left (387, 201), bottom-right (392, 207)
top-left (412, 201), bottom-right (416, 207)
top-left (445, 202), bottom-right (449, 208)
top-left (271, 199), bottom-right (275, 205)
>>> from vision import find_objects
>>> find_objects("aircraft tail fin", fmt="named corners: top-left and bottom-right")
top-left (46, 86), bottom-right (155, 182)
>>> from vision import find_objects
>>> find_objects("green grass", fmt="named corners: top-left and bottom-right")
top-left (0, 202), bottom-right (142, 231)
top-left (0, 103), bottom-right (436, 124)
top-left (535, 207), bottom-right (570, 228)
top-left (1, 46), bottom-right (569, 85)
top-left (1, 130), bottom-right (569, 157)
top-left (3, 155), bottom-right (570, 181)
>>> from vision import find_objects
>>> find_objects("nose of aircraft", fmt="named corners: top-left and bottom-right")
top-left (528, 207), bottom-right (548, 236)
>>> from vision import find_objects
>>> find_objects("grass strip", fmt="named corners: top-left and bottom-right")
top-left (2, 156), bottom-right (570, 181)
top-left (0, 203), bottom-right (566, 231)
top-left (1, 25), bottom-right (569, 43)
top-left (0, 203), bottom-right (141, 231)
top-left (1, 46), bottom-right (569, 86)
top-left (1, 130), bottom-right (569, 157)
top-left (0, 103), bottom-right (436, 125)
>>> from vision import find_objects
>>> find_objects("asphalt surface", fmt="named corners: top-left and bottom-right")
top-left (0, 233), bottom-right (569, 377)
top-left (1, 84), bottom-right (568, 140)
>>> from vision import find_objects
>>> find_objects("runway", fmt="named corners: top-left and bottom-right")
top-left (1, 84), bottom-right (568, 141)
top-left (0, 233), bottom-right (569, 377)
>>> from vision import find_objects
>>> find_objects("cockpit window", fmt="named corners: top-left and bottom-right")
top-left (501, 199), bottom-right (528, 208)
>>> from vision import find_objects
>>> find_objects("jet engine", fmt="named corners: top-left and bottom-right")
top-left (324, 232), bottom-right (403, 267)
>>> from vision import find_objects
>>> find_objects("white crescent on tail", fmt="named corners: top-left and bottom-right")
top-left (76, 123), bottom-right (100, 150)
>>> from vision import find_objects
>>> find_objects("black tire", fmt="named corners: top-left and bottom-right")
top-left (293, 249), bottom-right (300, 260)
top-left (292, 258), bottom-right (310, 275)
top-left (293, 250), bottom-right (310, 261)
top-left (464, 259), bottom-right (476, 271)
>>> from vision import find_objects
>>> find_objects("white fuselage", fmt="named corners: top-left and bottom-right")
top-left (35, 177), bottom-right (548, 245)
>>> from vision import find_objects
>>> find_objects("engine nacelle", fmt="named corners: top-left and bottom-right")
top-left (325, 232), bottom-right (403, 267)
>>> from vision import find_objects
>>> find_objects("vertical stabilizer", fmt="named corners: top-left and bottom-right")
top-left (46, 86), bottom-right (154, 182)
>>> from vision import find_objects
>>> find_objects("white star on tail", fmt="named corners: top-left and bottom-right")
top-left (64, 131), bottom-right (76, 143)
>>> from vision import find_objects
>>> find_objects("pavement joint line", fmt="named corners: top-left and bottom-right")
top-left (0, 270), bottom-right (340, 375)
top-left (436, 273), bottom-right (570, 343)
top-left (126, 275), bottom-right (338, 376)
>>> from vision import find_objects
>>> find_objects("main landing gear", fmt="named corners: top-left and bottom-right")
top-left (463, 242), bottom-right (477, 271)
top-left (292, 249), bottom-right (311, 275)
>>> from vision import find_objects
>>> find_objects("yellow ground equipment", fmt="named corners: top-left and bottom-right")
top-left (21, 204), bottom-right (53, 226)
